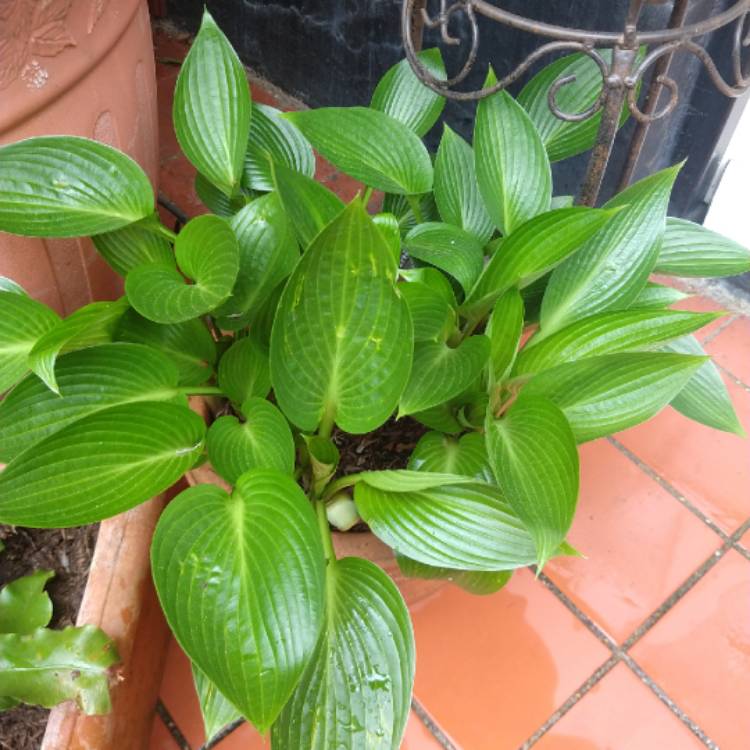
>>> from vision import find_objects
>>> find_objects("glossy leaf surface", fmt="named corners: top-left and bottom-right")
top-left (151, 470), bottom-right (325, 731)
top-left (271, 202), bottom-right (412, 433)
top-left (92, 223), bottom-right (173, 277)
top-left (0, 136), bottom-right (153, 237)
top-left (398, 278), bottom-right (454, 342)
top-left (193, 666), bottom-right (241, 743)
top-left (0, 402), bottom-right (205, 527)
top-left (0, 571), bottom-right (53, 634)
top-left (396, 556), bottom-right (510, 596)
top-left (631, 282), bottom-right (688, 309)
top-left (486, 288), bottom-right (525, 383)
top-left (408, 431), bottom-right (492, 482)
top-left (217, 336), bottom-right (271, 405)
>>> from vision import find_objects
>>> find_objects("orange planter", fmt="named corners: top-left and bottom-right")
top-left (0, 0), bottom-right (158, 314)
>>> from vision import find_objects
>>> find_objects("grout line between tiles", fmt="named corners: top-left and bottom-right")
top-left (156, 699), bottom-right (193, 750)
top-left (715, 361), bottom-right (750, 392)
top-left (607, 436), bottom-right (731, 542)
top-left (197, 718), bottom-right (245, 750)
top-left (732, 540), bottom-right (750, 561)
top-left (621, 655), bottom-right (719, 749)
top-left (700, 313), bottom-right (738, 345)
top-left (412, 697), bottom-right (462, 750)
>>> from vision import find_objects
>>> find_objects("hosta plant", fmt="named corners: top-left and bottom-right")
top-left (0, 10), bottom-right (748, 746)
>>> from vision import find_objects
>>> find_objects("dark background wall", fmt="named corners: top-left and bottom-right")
top-left (166, 0), bottom-right (746, 219)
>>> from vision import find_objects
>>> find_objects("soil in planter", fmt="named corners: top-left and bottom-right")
top-left (0, 524), bottom-right (98, 750)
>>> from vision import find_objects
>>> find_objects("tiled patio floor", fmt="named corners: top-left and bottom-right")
top-left (148, 27), bottom-right (750, 750)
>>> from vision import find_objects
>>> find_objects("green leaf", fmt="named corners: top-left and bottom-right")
top-left (665, 336), bottom-right (745, 436)
top-left (28, 297), bottom-right (129, 394)
top-left (173, 10), bottom-right (251, 195)
top-left (399, 336), bottom-right (490, 416)
top-left (550, 195), bottom-right (575, 209)
top-left (116, 310), bottom-right (217, 386)
top-left (411, 403), bottom-right (463, 435)
top-left (383, 192), bottom-right (439, 234)
top-left (356, 469), bottom-right (478, 493)
top-left (193, 665), bottom-right (241, 743)
top-left (284, 108), bottom-right (433, 195)
top-left (396, 556), bottom-right (511, 596)
top-left (373, 213), bottom-right (402, 264)
top-left (403, 222), bottom-right (484, 295)
top-left (0, 625), bottom-right (117, 714)
top-left (474, 69), bottom-right (552, 235)
top-left (462, 207), bottom-right (614, 320)
top-left (271, 557), bottom-right (414, 750)
top-left (518, 50), bottom-right (631, 162)
top-left (195, 172), bottom-right (248, 217)
top-left (217, 336), bottom-right (271, 405)
top-left (486, 394), bottom-right (579, 568)
top-left (0, 402), bottom-right (205, 527)
top-left (408, 431), bottom-right (492, 482)
top-left (433, 125), bottom-right (494, 243)
top-left (92, 223), bottom-right (174, 277)
top-left (523, 352), bottom-right (706, 442)
top-left (206, 398), bottom-right (295, 484)
top-left (655, 217), bottom-right (750, 277)
top-left (0, 292), bottom-right (60, 393)
top-left (0, 343), bottom-right (180, 462)
top-left (151, 469), bottom-right (325, 732)
top-left (631, 282), bottom-right (688, 309)
top-left (398, 278), bottom-right (454, 342)
top-left (354, 479), bottom-right (538, 570)
top-left (514, 308), bottom-right (722, 376)
top-left (0, 136), bottom-right (154, 237)
top-left (243, 103), bottom-right (315, 192)
top-left (214, 193), bottom-right (299, 323)
top-left (0, 571), bottom-right (54, 634)
top-left (486, 288), bottom-right (525, 383)
top-left (126, 214), bottom-right (239, 324)
top-left (370, 48), bottom-right (446, 136)
top-left (540, 165), bottom-right (680, 334)
top-left (271, 201), bottom-right (412, 433)
top-left (272, 161), bottom-right (345, 248)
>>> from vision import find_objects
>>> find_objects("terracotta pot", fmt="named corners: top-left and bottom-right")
top-left (0, 0), bottom-right (159, 315)
top-left (186, 462), bottom-right (446, 609)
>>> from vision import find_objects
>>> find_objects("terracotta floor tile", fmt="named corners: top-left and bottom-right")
top-left (670, 294), bottom-right (730, 342)
top-left (533, 662), bottom-right (705, 750)
top-left (410, 569), bottom-right (610, 750)
top-left (706, 316), bottom-right (750, 386)
top-left (545, 440), bottom-right (721, 642)
top-left (630, 550), bottom-right (750, 750)
top-left (617, 378), bottom-right (750, 534)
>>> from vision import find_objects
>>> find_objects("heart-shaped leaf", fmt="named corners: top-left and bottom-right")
top-left (173, 10), bottom-right (251, 195)
top-left (540, 165), bottom-right (680, 335)
top-left (523, 351), bottom-right (706, 442)
top-left (475, 69), bottom-right (552, 235)
top-left (193, 665), bottom-right (241, 744)
top-left (151, 469), bottom-right (325, 732)
top-left (272, 161), bottom-right (345, 249)
top-left (0, 626), bottom-right (118, 714)
top-left (0, 571), bottom-right (54, 634)
top-left (116, 310), bottom-right (217, 386)
top-left (515, 308), bottom-right (721, 376)
top-left (217, 336), bottom-right (271, 405)
top-left (284, 107), bottom-right (433, 195)
top-left (398, 278), bottom-right (454, 342)
top-left (408, 431), bottom-right (492, 482)
top-left (370, 48), bottom-right (446, 136)
top-left (486, 288), bottom-right (525, 384)
top-left (0, 402), bottom-right (205, 527)
top-left (92, 223), bottom-right (173, 277)
top-left (354, 479), bottom-right (538, 570)
top-left (0, 291), bottom-right (60, 393)
top-left (631, 282), bottom-right (688, 309)
top-left (126, 214), bottom-right (239, 324)
top-left (403, 222), bottom-right (484, 295)
top-left (243, 103), bottom-right (315, 192)
top-left (271, 557), bottom-right (414, 750)
top-left (206, 398), bottom-right (295, 484)
top-left (0, 136), bottom-right (154, 237)
top-left (271, 201), bottom-right (412, 433)
top-left (214, 193), bottom-right (299, 324)
top-left (0, 343), bottom-right (180, 462)
top-left (655, 217), bottom-right (750, 277)
top-left (28, 297), bottom-right (129, 394)
top-left (462, 207), bottom-right (614, 320)
top-left (434, 125), bottom-right (494, 243)
top-left (396, 556), bottom-right (511, 596)
top-left (399, 336), bottom-right (489, 417)
top-left (486, 394), bottom-right (579, 568)
top-left (665, 336), bottom-right (745, 436)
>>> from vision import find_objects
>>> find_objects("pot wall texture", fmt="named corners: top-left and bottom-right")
top-left (0, 0), bottom-right (159, 315)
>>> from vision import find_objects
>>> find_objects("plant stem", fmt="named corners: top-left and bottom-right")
top-left (321, 473), bottom-right (361, 501)
top-left (362, 186), bottom-right (373, 205)
top-left (318, 409), bottom-right (335, 440)
top-left (406, 194), bottom-right (424, 224)
top-left (153, 222), bottom-right (178, 242)
top-left (178, 386), bottom-right (225, 397)
top-left (316, 499), bottom-right (336, 567)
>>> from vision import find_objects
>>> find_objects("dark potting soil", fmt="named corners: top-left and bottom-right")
top-left (0, 524), bottom-right (98, 750)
